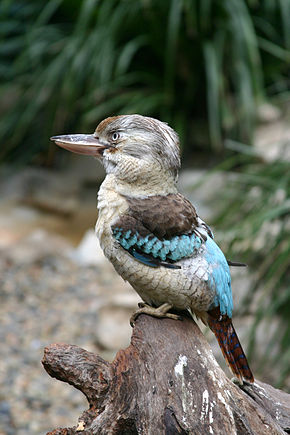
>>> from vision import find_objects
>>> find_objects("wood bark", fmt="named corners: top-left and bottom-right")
top-left (42, 314), bottom-right (290, 434)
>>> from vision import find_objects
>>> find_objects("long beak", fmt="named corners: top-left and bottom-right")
top-left (50, 134), bottom-right (109, 157)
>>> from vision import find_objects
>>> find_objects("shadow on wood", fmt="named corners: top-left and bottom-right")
top-left (42, 315), bottom-right (290, 434)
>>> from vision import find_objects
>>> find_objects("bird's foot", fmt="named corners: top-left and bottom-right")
top-left (130, 302), bottom-right (182, 327)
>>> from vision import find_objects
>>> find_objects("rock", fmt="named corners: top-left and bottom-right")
top-left (178, 169), bottom-right (229, 220)
top-left (95, 305), bottom-right (133, 351)
top-left (68, 229), bottom-right (106, 266)
top-left (257, 103), bottom-right (281, 123)
top-left (254, 120), bottom-right (290, 162)
top-left (3, 229), bottom-right (71, 264)
top-left (0, 166), bottom-right (80, 209)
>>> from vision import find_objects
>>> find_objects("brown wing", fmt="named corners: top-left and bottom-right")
top-left (123, 193), bottom-right (199, 239)
top-left (112, 193), bottom-right (205, 268)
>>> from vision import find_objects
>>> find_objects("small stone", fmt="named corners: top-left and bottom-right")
top-left (76, 420), bottom-right (85, 431)
top-left (68, 229), bottom-right (106, 266)
top-left (257, 103), bottom-right (281, 123)
top-left (95, 306), bottom-right (133, 350)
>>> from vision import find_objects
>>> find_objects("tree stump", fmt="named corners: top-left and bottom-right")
top-left (42, 315), bottom-right (290, 434)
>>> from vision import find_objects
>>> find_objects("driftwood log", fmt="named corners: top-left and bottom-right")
top-left (43, 315), bottom-right (290, 434)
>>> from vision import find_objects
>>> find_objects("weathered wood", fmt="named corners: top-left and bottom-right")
top-left (42, 315), bottom-right (290, 434)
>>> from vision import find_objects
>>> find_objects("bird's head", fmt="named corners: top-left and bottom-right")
top-left (51, 114), bottom-right (181, 194)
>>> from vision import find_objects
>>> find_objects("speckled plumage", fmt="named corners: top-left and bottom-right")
top-left (95, 174), bottom-right (217, 314)
top-left (52, 114), bottom-right (254, 384)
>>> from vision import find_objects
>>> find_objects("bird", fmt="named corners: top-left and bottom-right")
top-left (51, 114), bottom-right (254, 384)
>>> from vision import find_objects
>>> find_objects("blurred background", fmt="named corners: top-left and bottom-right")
top-left (0, 0), bottom-right (289, 433)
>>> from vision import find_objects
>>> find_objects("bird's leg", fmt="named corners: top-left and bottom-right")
top-left (130, 302), bottom-right (182, 326)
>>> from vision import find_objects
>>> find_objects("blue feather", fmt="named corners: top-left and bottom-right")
top-left (131, 249), bottom-right (159, 268)
top-left (169, 236), bottom-right (179, 250)
top-left (124, 230), bottom-right (131, 239)
top-left (151, 240), bottom-right (163, 258)
top-left (136, 235), bottom-right (149, 247)
top-left (113, 228), bottom-right (122, 240)
top-left (112, 227), bottom-right (203, 265)
top-left (205, 237), bottom-right (233, 317)
top-left (143, 237), bottom-right (157, 254)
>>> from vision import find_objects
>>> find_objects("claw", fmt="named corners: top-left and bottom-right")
top-left (130, 302), bottom-right (182, 327)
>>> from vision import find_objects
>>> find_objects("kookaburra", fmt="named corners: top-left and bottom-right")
top-left (51, 114), bottom-right (254, 384)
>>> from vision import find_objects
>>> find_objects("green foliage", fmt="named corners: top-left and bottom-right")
top-left (212, 148), bottom-right (290, 388)
top-left (1, 0), bottom-right (290, 163)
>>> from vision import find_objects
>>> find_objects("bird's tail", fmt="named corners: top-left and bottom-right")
top-left (207, 312), bottom-right (254, 384)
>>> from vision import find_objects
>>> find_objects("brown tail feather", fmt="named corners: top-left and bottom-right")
top-left (207, 313), bottom-right (254, 384)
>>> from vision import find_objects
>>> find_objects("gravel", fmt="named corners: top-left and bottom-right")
top-left (0, 228), bottom-right (139, 435)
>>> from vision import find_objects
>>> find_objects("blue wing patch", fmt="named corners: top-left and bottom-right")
top-left (130, 249), bottom-right (180, 269)
top-left (112, 227), bottom-right (202, 267)
top-left (205, 237), bottom-right (233, 318)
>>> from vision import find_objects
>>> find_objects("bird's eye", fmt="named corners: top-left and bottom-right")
top-left (111, 132), bottom-right (120, 142)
